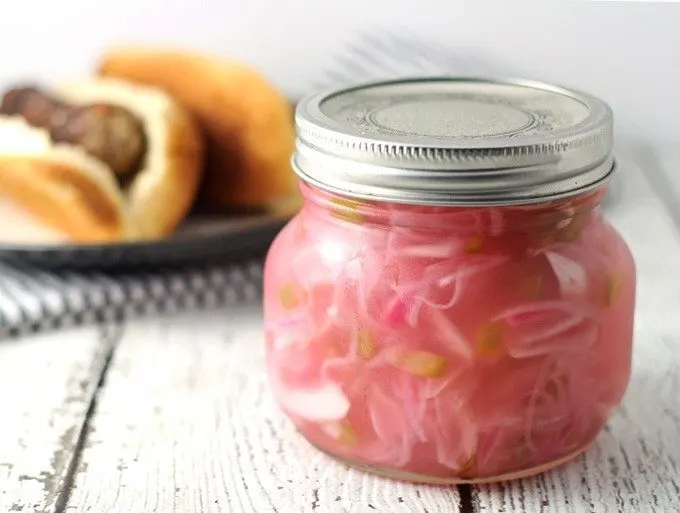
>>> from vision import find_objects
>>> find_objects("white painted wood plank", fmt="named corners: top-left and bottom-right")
top-left (64, 306), bottom-right (462, 513)
top-left (472, 151), bottom-right (680, 512)
top-left (0, 325), bottom-right (116, 513)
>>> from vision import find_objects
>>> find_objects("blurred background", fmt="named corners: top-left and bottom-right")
top-left (2, 0), bottom-right (679, 149)
top-left (0, 0), bottom-right (678, 266)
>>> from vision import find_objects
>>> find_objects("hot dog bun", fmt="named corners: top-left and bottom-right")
top-left (0, 77), bottom-right (204, 243)
top-left (0, 117), bottom-right (130, 243)
top-left (97, 47), bottom-right (298, 211)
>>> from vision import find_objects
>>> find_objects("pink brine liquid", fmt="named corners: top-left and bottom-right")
top-left (263, 183), bottom-right (635, 483)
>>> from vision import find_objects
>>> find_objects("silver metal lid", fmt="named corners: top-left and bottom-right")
top-left (293, 77), bottom-right (615, 206)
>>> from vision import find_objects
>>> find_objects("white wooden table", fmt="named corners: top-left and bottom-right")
top-left (1, 144), bottom-right (679, 513)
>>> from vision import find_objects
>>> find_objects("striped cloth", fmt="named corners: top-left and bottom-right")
top-left (0, 258), bottom-right (264, 338)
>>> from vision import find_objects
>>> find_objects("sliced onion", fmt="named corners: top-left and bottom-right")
top-left (495, 302), bottom-right (596, 359)
top-left (496, 300), bottom-right (597, 326)
top-left (488, 208), bottom-right (506, 235)
top-left (400, 241), bottom-right (462, 259)
top-left (507, 322), bottom-right (598, 359)
top-left (275, 381), bottom-right (350, 422)
top-left (393, 375), bottom-right (428, 442)
top-left (426, 308), bottom-right (473, 359)
top-left (365, 383), bottom-right (414, 467)
top-left (546, 251), bottom-right (587, 296)
top-left (432, 397), bottom-right (478, 470)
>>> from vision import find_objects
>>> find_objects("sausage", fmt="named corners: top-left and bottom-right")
top-left (0, 87), bottom-right (66, 129)
top-left (50, 103), bottom-right (147, 178)
top-left (0, 86), bottom-right (147, 177)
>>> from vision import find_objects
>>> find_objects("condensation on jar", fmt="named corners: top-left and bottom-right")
top-left (263, 77), bottom-right (637, 484)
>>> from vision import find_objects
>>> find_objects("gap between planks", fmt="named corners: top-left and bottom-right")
top-left (0, 322), bottom-right (122, 513)
top-left (51, 323), bottom-right (122, 513)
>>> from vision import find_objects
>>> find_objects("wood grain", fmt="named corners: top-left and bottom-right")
top-left (470, 150), bottom-right (680, 512)
top-left (0, 325), bottom-right (118, 513)
top-left (64, 306), bottom-right (463, 513)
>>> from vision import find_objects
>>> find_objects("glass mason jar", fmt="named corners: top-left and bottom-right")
top-left (263, 78), bottom-right (636, 484)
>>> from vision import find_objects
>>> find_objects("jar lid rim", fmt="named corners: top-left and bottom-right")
top-left (294, 76), bottom-right (614, 206)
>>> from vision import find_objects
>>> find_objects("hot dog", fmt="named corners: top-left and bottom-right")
top-left (97, 47), bottom-right (298, 211)
top-left (0, 78), bottom-right (204, 243)
top-left (1, 86), bottom-right (147, 177)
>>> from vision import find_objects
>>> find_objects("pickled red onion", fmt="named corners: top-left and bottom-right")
top-left (276, 382), bottom-right (350, 422)
top-left (426, 308), bottom-right (473, 359)
top-left (431, 396), bottom-right (478, 470)
top-left (545, 251), bottom-right (587, 296)
top-left (365, 383), bottom-right (415, 467)
top-left (264, 187), bottom-right (635, 481)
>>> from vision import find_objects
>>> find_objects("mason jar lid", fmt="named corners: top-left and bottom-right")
top-left (292, 77), bottom-right (615, 206)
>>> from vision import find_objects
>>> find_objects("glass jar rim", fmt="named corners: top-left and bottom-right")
top-left (299, 180), bottom-right (607, 234)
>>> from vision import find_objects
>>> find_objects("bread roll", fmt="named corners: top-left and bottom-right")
top-left (97, 47), bottom-right (298, 210)
top-left (0, 77), bottom-right (204, 243)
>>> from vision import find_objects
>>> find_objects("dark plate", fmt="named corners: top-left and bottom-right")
top-left (0, 212), bottom-right (291, 269)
